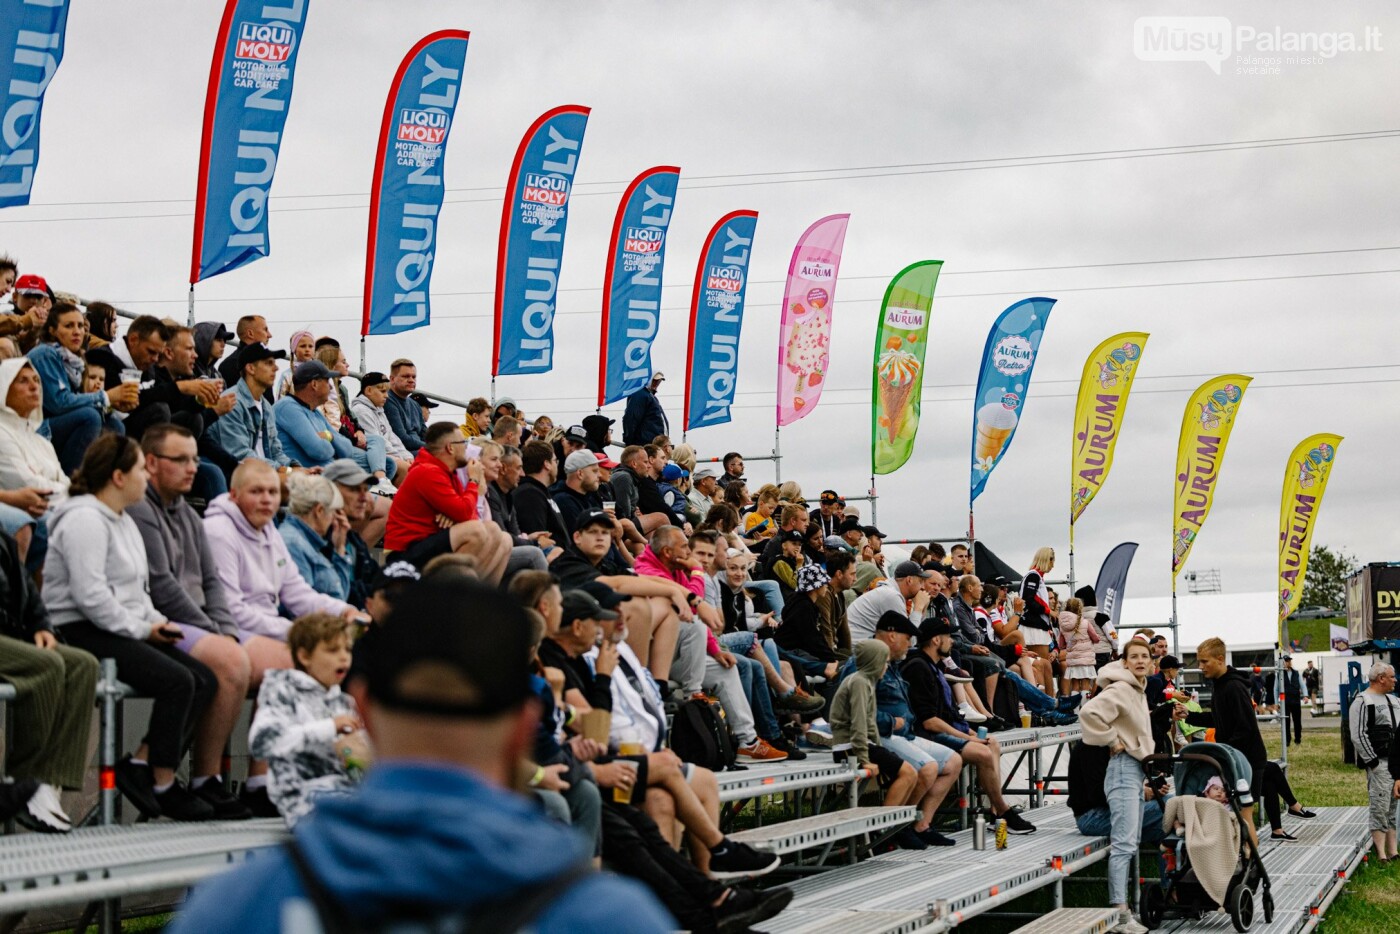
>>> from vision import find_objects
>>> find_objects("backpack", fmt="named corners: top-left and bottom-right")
top-left (670, 695), bottom-right (739, 771)
top-left (283, 837), bottom-right (593, 933)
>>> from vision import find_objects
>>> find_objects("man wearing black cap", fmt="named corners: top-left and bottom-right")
top-left (171, 579), bottom-right (675, 933)
top-left (808, 490), bottom-right (842, 539)
top-left (846, 560), bottom-right (931, 642)
top-left (581, 414), bottom-right (614, 454)
top-left (205, 342), bottom-right (293, 468)
top-left (622, 371), bottom-right (668, 446)
top-left (1281, 655), bottom-right (1304, 746)
top-left (902, 615), bottom-right (1036, 834)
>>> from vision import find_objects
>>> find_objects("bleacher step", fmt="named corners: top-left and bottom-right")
top-left (1010, 907), bottom-right (1121, 934)
top-left (728, 806), bottom-right (917, 855)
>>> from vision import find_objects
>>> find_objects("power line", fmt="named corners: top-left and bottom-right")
top-left (6, 128), bottom-right (1396, 222)
top-left (104, 244), bottom-right (1400, 305)
top-left (129, 265), bottom-right (1397, 320)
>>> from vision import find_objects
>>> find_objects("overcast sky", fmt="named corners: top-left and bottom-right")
top-left (5, 1), bottom-right (1399, 605)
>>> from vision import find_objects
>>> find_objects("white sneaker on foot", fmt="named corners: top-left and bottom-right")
top-left (959, 703), bottom-right (987, 724)
top-left (1110, 909), bottom-right (1148, 934)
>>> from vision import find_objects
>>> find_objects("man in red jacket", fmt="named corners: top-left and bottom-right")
top-left (383, 423), bottom-right (511, 583)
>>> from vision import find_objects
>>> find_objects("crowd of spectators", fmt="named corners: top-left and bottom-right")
top-left (2, 259), bottom-right (1389, 933)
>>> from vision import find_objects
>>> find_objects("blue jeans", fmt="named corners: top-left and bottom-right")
top-left (1006, 669), bottom-right (1054, 713)
top-left (348, 433), bottom-right (387, 477)
top-left (732, 653), bottom-right (781, 741)
top-left (746, 578), bottom-right (784, 614)
top-left (1104, 753), bottom-right (1146, 904)
top-left (46, 406), bottom-right (123, 474)
top-left (719, 630), bottom-right (781, 672)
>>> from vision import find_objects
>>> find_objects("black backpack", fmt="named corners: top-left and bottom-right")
top-left (670, 695), bottom-right (739, 771)
top-left (283, 838), bottom-right (593, 933)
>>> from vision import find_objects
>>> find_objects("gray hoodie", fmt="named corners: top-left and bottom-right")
top-left (45, 494), bottom-right (163, 640)
top-left (128, 482), bottom-right (239, 637)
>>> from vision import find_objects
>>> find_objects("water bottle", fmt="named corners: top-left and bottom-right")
top-left (973, 813), bottom-right (987, 850)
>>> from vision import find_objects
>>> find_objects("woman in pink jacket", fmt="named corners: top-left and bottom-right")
top-left (1059, 597), bottom-right (1098, 696)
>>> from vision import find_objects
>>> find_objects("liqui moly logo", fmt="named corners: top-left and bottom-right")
top-left (235, 22), bottom-right (294, 62)
top-left (397, 109), bottom-right (447, 144)
top-left (624, 226), bottom-right (664, 254)
top-left (522, 172), bottom-right (569, 206)
top-left (707, 265), bottom-right (744, 292)
top-left (798, 260), bottom-right (835, 281)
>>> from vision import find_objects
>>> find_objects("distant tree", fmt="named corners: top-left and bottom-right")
top-left (1299, 544), bottom-right (1358, 613)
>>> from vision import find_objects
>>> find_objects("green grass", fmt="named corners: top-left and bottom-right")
top-left (1285, 616), bottom-right (1343, 653)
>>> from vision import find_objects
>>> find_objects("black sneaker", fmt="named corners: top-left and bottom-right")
top-left (893, 827), bottom-right (929, 850)
top-left (996, 808), bottom-right (1036, 834)
top-left (1056, 694), bottom-right (1082, 713)
top-left (115, 757), bottom-right (162, 818)
top-left (1290, 807), bottom-right (1317, 819)
top-left (240, 785), bottom-right (281, 818)
top-left (768, 735), bottom-right (807, 761)
top-left (716, 886), bottom-right (794, 934)
top-left (707, 839), bottom-right (781, 880)
top-left (193, 780), bottom-right (254, 820)
top-left (984, 717), bottom-right (1012, 732)
top-left (154, 782), bottom-right (216, 822)
top-left (916, 827), bottom-right (956, 847)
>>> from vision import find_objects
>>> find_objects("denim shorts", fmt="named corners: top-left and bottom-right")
top-left (884, 733), bottom-right (957, 770)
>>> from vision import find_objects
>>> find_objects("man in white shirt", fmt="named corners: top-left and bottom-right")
top-left (846, 561), bottom-right (931, 642)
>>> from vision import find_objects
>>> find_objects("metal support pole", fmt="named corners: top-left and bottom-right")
top-left (1170, 586), bottom-right (1179, 660)
top-left (869, 476), bottom-right (877, 528)
top-left (1068, 522), bottom-right (1076, 604)
top-left (773, 426), bottom-right (782, 483)
top-left (1053, 878), bottom-right (1064, 910)
top-left (99, 658), bottom-right (118, 826)
top-left (186, 283), bottom-right (195, 328)
top-left (359, 336), bottom-right (366, 375)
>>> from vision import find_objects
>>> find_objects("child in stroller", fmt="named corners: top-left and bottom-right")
top-left (1141, 742), bottom-right (1273, 932)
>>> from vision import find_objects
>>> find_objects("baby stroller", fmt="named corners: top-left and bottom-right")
top-left (1139, 743), bottom-right (1273, 932)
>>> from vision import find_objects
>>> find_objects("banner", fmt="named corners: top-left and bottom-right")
top-left (776, 213), bottom-right (849, 426)
top-left (969, 297), bottom-right (1056, 502)
top-left (1172, 374), bottom-right (1252, 578)
top-left (361, 31), bottom-right (469, 336)
top-left (1094, 541), bottom-right (1138, 641)
top-left (871, 260), bottom-right (942, 475)
top-left (684, 210), bottom-right (758, 432)
top-left (190, 0), bottom-right (311, 284)
top-left (597, 166), bottom-right (680, 407)
top-left (1071, 332), bottom-right (1150, 524)
top-left (0, 0), bottom-right (71, 207)
top-left (493, 105), bottom-right (589, 374)
top-left (1278, 433), bottom-right (1343, 625)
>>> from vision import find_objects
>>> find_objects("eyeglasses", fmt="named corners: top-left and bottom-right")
top-left (151, 454), bottom-right (199, 467)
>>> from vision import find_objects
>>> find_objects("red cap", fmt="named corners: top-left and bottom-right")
top-left (594, 451), bottom-right (619, 469)
top-left (13, 274), bottom-right (49, 296)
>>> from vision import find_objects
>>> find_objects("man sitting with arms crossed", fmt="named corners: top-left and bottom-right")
top-left (204, 343), bottom-right (293, 469)
top-left (846, 560), bottom-right (932, 642)
top-left (383, 422), bottom-right (512, 583)
top-left (902, 614), bottom-right (1036, 834)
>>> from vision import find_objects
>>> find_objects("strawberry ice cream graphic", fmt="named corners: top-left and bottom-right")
top-left (785, 313), bottom-right (830, 395)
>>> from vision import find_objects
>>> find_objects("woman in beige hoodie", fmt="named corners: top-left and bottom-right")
top-left (1078, 637), bottom-right (1156, 934)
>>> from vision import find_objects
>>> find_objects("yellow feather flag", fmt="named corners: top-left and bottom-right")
top-left (1070, 332), bottom-right (1149, 525)
top-left (1278, 433), bottom-right (1343, 626)
top-left (1172, 374), bottom-right (1252, 579)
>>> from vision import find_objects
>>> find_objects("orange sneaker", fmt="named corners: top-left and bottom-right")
top-left (737, 739), bottom-right (788, 762)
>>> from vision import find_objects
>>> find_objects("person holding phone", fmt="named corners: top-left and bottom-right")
top-left (44, 433), bottom-right (218, 821)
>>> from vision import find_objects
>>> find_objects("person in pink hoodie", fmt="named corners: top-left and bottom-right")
top-left (1059, 597), bottom-right (1098, 696)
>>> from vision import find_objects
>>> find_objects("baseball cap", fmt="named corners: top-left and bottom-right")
top-left (839, 516), bottom-right (863, 534)
top-left (694, 466), bottom-right (719, 480)
top-left (1280, 654), bottom-right (1292, 663)
top-left (292, 360), bottom-right (333, 386)
top-left (368, 560), bottom-right (421, 595)
top-left (862, 525), bottom-right (885, 539)
top-left (322, 459), bottom-right (373, 487)
top-left (842, 505), bottom-right (861, 519)
top-left (13, 274), bottom-right (49, 296)
top-left (236, 343), bottom-right (287, 367)
top-left (410, 392), bottom-right (439, 409)
top-left (581, 414), bottom-right (614, 434)
top-left (820, 489), bottom-right (840, 505)
top-left (362, 578), bottom-right (533, 717)
top-left (875, 610), bottom-right (919, 637)
top-left (894, 560), bottom-right (932, 580)
top-left (595, 451), bottom-right (620, 470)
top-left (359, 370), bottom-right (389, 389)
top-left (661, 463), bottom-right (685, 482)
top-left (206, 323), bottom-right (236, 342)
top-left (564, 450), bottom-right (598, 475)
top-left (563, 425), bottom-right (589, 444)
top-left (575, 508), bottom-right (614, 531)
top-left (780, 529), bottom-right (805, 544)
top-left (560, 589), bottom-right (619, 627)
top-left (1160, 655), bottom-right (1182, 670)
top-left (917, 614), bottom-right (952, 643)
top-left (580, 580), bottom-right (631, 610)
top-left (823, 535), bottom-right (854, 553)
top-left (651, 371), bottom-right (665, 382)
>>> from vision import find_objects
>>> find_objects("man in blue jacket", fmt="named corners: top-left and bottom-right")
top-left (834, 611), bottom-right (962, 847)
top-left (204, 343), bottom-right (293, 469)
top-left (274, 361), bottom-right (388, 484)
top-left (383, 358), bottom-right (426, 453)
top-left (622, 371), bottom-right (668, 446)
top-left (169, 578), bottom-right (674, 934)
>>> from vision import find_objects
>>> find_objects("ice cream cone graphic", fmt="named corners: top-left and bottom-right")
top-left (974, 403), bottom-right (1018, 468)
top-left (877, 349), bottom-right (920, 442)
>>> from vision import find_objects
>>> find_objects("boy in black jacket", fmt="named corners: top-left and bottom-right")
top-left (1184, 637), bottom-right (1266, 845)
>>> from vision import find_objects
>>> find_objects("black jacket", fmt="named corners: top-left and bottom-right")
top-left (0, 530), bottom-right (49, 639)
top-left (1186, 667), bottom-right (1267, 767)
top-left (1067, 740), bottom-right (1110, 816)
top-left (622, 387), bottom-right (668, 446)
top-left (775, 594), bottom-right (836, 662)
top-left (486, 482), bottom-right (528, 545)
top-left (513, 475), bottom-right (571, 545)
top-left (539, 637), bottom-right (612, 713)
top-left (901, 650), bottom-right (967, 738)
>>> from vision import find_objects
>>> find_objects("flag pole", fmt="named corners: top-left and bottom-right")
top-left (774, 425), bottom-right (782, 483)
top-left (1068, 520), bottom-right (1077, 601)
top-left (186, 283), bottom-right (196, 328)
top-left (359, 336), bottom-right (366, 375)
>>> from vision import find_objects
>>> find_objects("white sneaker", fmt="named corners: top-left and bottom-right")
top-left (959, 703), bottom-right (987, 724)
top-left (1110, 910), bottom-right (1148, 934)
top-left (36, 783), bottom-right (72, 824)
top-left (372, 478), bottom-right (398, 497)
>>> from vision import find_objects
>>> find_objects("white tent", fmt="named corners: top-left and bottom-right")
top-left (1118, 591), bottom-right (1281, 655)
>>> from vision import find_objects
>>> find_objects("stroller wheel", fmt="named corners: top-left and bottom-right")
top-left (1262, 890), bottom-right (1275, 923)
top-left (1140, 883), bottom-right (1165, 929)
top-left (1228, 884), bottom-right (1256, 932)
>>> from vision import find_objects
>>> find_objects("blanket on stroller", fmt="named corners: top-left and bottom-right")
top-left (1163, 795), bottom-right (1241, 906)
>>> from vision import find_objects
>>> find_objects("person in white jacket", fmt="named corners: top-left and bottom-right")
top-left (203, 459), bottom-right (363, 643)
top-left (45, 433), bottom-right (217, 822)
top-left (0, 358), bottom-right (68, 567)
top-left (349, 371), bottom-right (411, 477)
top-left (1077, 637), bottom-right (1160, 934)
